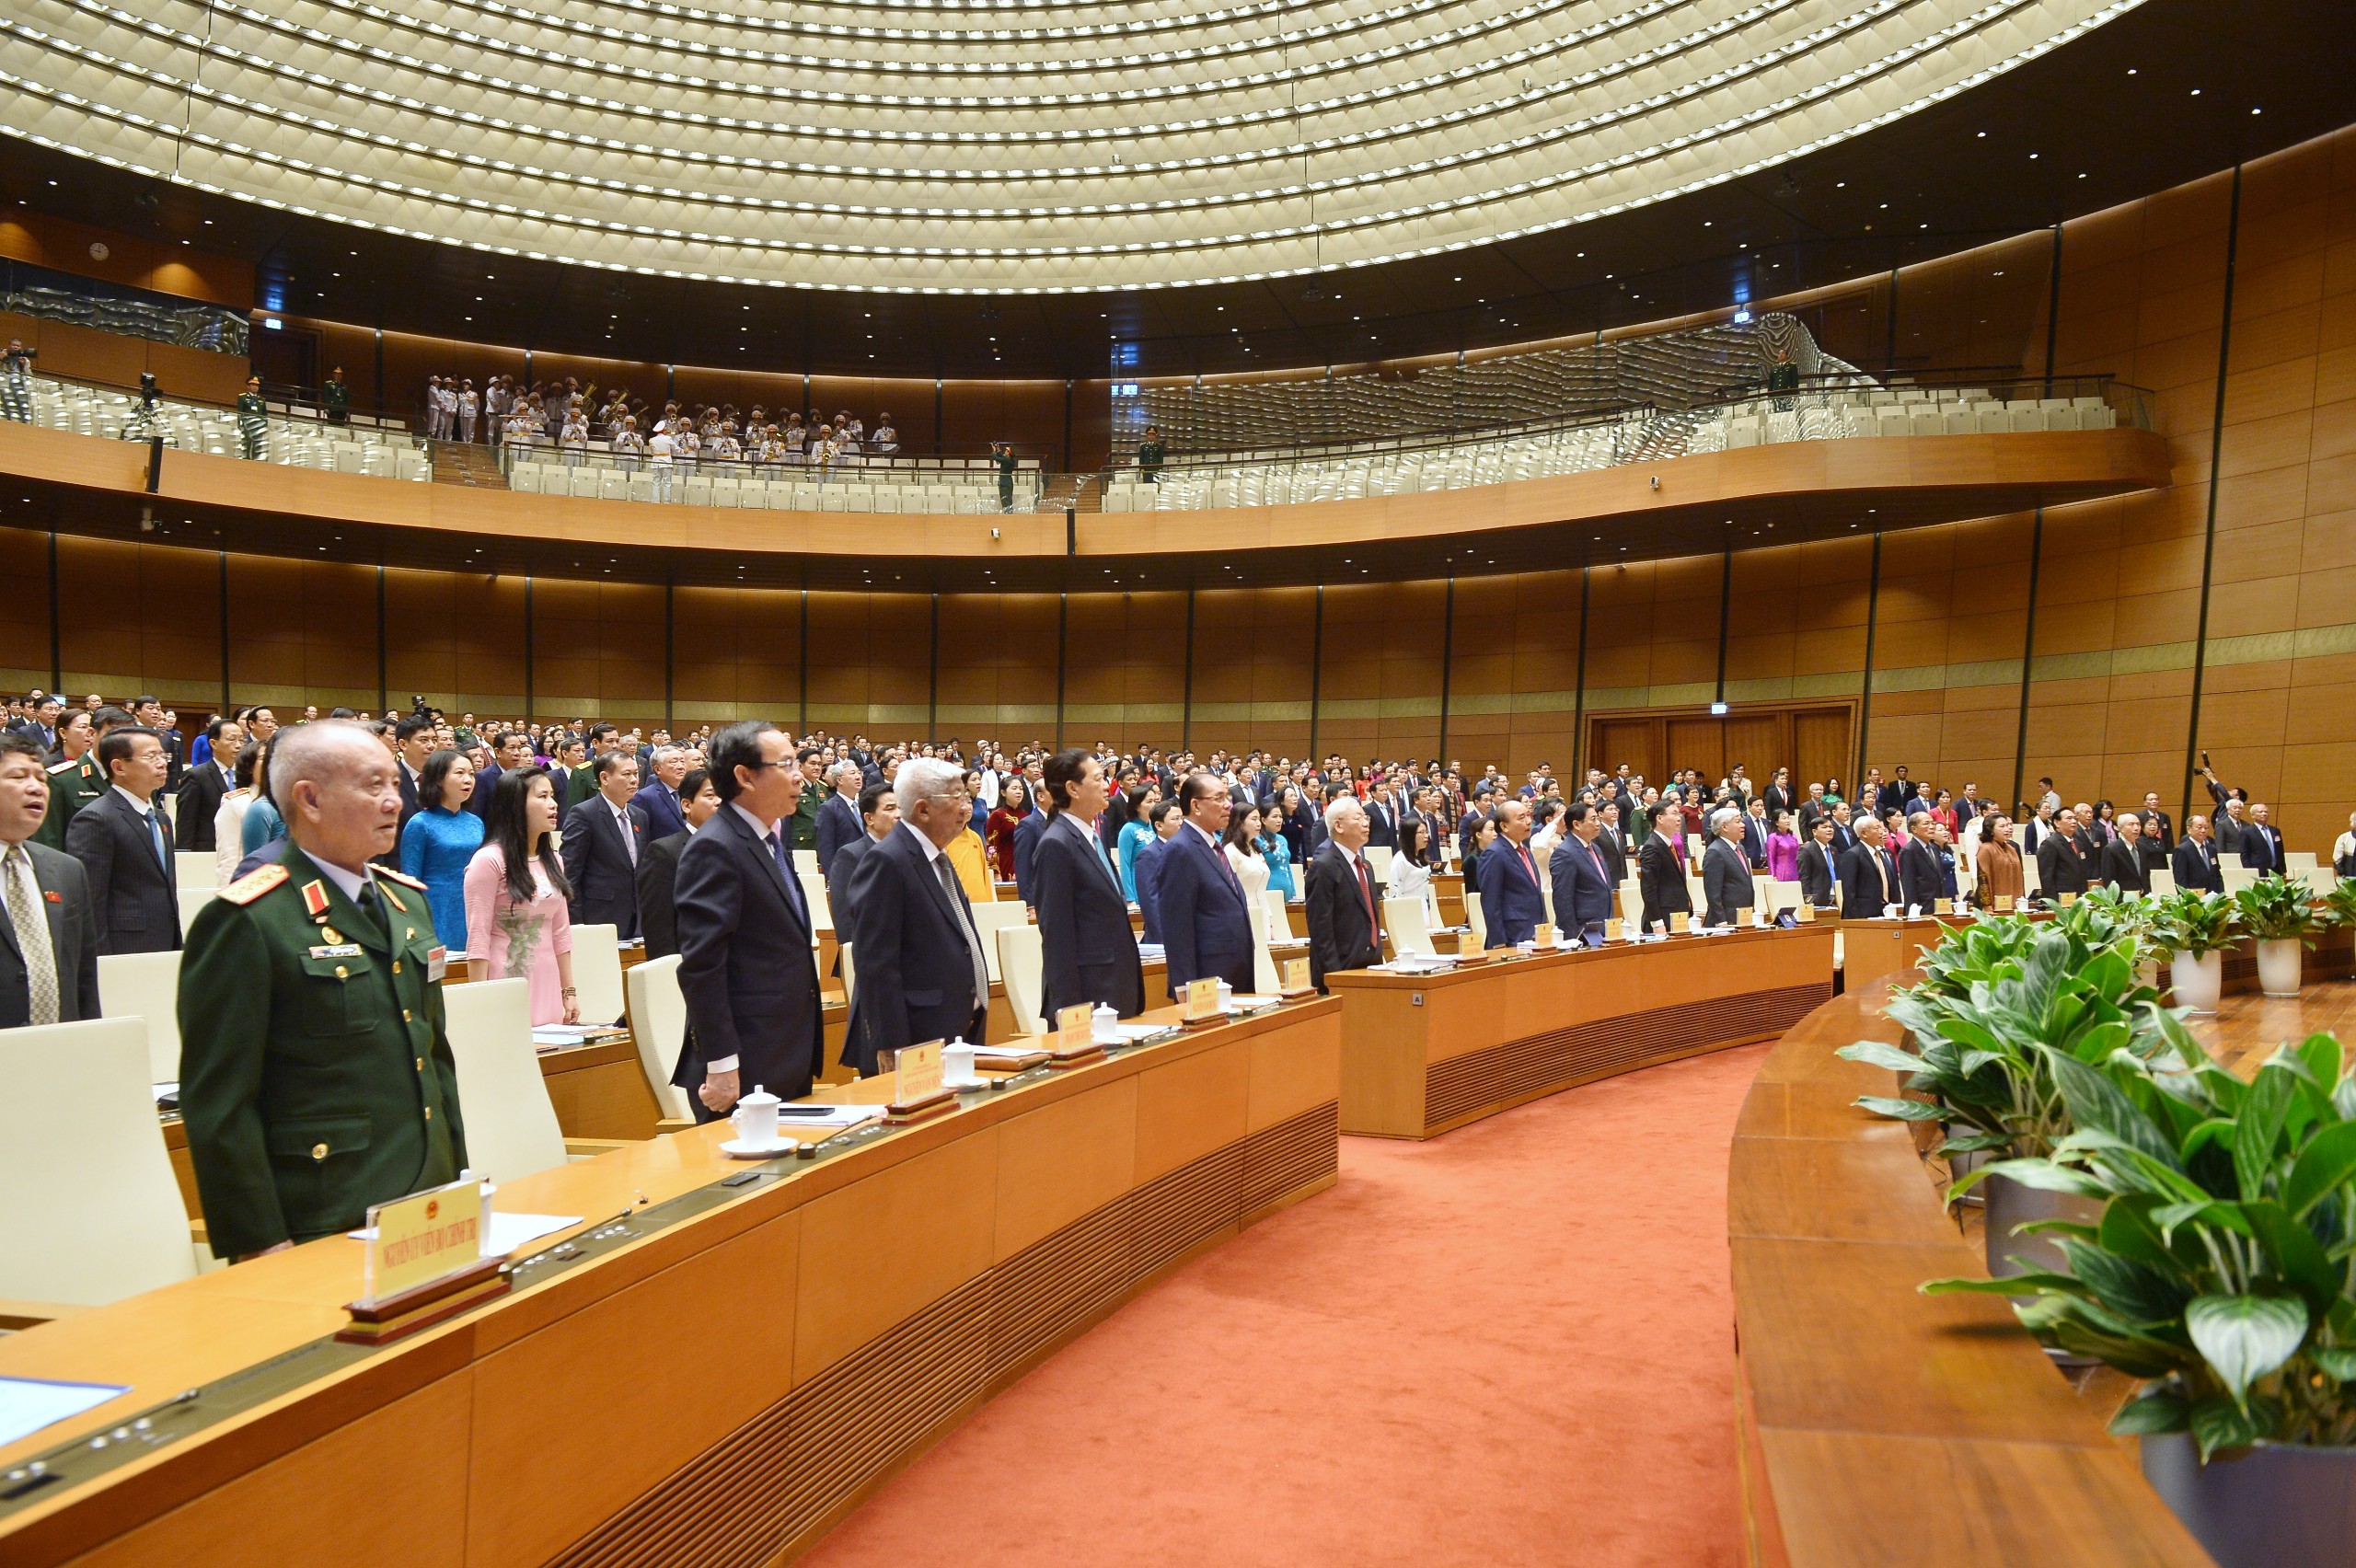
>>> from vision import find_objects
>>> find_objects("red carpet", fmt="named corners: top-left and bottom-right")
top-left (802, 1043), bottom-right (1766, 1568)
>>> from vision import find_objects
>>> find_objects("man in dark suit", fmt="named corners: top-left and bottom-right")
top-left (1304, 797), bottom-right (1382, 993)
top-left (2100, 813), bottom-right (2150, 894)
top-left (1363, 780), bottom-right (1401, 853)
top-left (826, 780), bottom-right (896, 952)
top-left (1899, 813), bottom-right (1948, 912)
top-left (2038, 807), bottom-right (2091, 903)
top-left (1840, 818), bottom-right (1901, 919)
top-left (2138, 791), bottom-right (2176, 854)
top-left (814, 761), bottom-right (865, 880)
top-left (1761, 767), bottom-right (1794, 824)
top-left (841, 757), bottom-right (993, 1074)
top-left (0, 732), bottom-right (102, 1027)
top-left (65, 725), bottom-right (180, 955)
top-left (1636, 802), bottom-right (1692, 930)
top-left (1738, 798), bottom-right (1772, 870)
top-left (1796, 816), bottom-right (1842, 908)
top-left (1012, 800), bottom-right (1050, 906)
top-left (1876, 766), bottom-right (1910, 823)
top-left (635, 767), bottom-right (721, 960)
top-left (174, 715), bottom-right (244, 854)
top-left (1133, 799), bottom-right (1184, 943)
top-left (1702, 806), bottom-right (1756, 928)
top-left (560, 750), bottom-right (647, 939)
top-left (2241, 802), bottom-right (2284, 876)
top-left (1827, 802), bottom-right (1860, 858)
top-left (629, 746), bottom-right (691, 844)
top-left (469, 730), bottom-right (530, 820)
top-left (1478, 799), bottom-right (1547, 949)
top-left (21, 694), bottom-right (61, 758)
top-left (2172, 814), bottom-right (2225, 894)
top-left (1156, 773), bottom-right (1257, 998)
top-left (565, 722), bottom-right (621, 813)
top-left (1032, 749), bottom-right (1146, 1020)
top-left (391, 716), bottom-right (434, 830)
top-left (673, 722), bottom-right (824, 1118)
top-left (1549, 801), bottom-right (1618, 936)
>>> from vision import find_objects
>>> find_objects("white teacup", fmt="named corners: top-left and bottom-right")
top-left (731, 1084), bottom-right (780, 1145)
top-left (943, 1042), bottom-right (977, 1083)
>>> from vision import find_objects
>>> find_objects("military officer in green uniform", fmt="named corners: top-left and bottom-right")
top-left (179, 720), bottom-right (468, 1260)
top-left (31, 708), bottom-right (110, 851)
top-left (236, 374), bottom-right (269, 460)
top-left (1137, 425), bottom-right (1166, 485)
top-left (321, 367), bottom-right (351, 425)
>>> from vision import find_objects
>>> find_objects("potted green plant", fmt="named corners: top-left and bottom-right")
top-left (1926, 1025), bottom-right (2356, 1567)
top-left (2149, 888), bottom-right (2238, 1013)
top-left (1840, 920), bottom-right (2166, 1277)
top-left (2235, 875), bottom-right (2318, 998)
top-left (2072, 883), bottom-right (2165, 986)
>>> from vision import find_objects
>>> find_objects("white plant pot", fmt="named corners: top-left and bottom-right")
top-left (2257, 938), bottom-right (2305, 998)
top-left (2170, 950), bottom-right (2224, 1013)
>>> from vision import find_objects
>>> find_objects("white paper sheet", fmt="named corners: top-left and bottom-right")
top-left (0, 1377), bottom-right (130, 1448)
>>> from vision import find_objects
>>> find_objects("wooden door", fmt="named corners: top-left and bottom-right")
top-left (1665, 719), bottom-right (1724, 783)
top-left (1792, 709), bottom-right (1852, 795)
top-left (1592, 720), bottom-right (1657, 783)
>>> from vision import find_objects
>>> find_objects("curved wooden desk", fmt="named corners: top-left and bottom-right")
top-left (1326, 925), bottom-right (1834, 1137)
top-left (1729, 979), bottom-right (2224, 1566)
top-left (0, 997), bottom-right (1340, 1568)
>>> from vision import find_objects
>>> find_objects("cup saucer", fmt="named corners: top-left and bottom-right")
top-left (719, 1136), bottom-right (795, 1159)
top-left (943, 1076), bottom-right (990, 1092)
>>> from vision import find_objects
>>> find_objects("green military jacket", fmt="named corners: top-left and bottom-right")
top-left (178, 842), bottom-right (468, 1258)
top-left (32, 753), bottom-right (103, 850)
top-left (792, 779), bottom-right (820, 849)
top-left (564, 761), bottom-right (600, 813)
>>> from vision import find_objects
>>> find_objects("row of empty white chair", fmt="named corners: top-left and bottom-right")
top-left (1106, 383), bottom-right (2125, 511)
top-left (507, 461), bottom-right (1032, 513)
top-left (16, 375), bottom-right (430, 479)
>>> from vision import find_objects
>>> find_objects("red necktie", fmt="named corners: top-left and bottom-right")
top-left (1355, 855), bottom-right (1378, 933)
top-left (1519, 846), bottom-right (1537, 886)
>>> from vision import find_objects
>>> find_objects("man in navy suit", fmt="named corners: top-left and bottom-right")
top-left (1132, 798), bottom-right (1184, 943)
top-left (1012, 799), bottom-right (1050, 906)
top-left (840, 757), bottom-right (993, 1075)
top-left (1477, 799), bottom-right (1546, 948)
top-left (2172, 813), bottom-right (2226, 894)
top-left (1032, 748), bottom-right (1146, 1020)
top-left (1840, 817), bottom-right (1902, 919)
top-left (560, 751), bottom-right (647, 939)
top-left (1702, 806), bottom-right (1757, 928)
top-left (1156, 772), bottom-right (1257, 998)
top-left (468, 729), bottom-right (529, 819)
top-left (814, 760), bottom-right (865, 880)
top-left (673, 722), bottom-right (823, 1118)
top-left (1363, 779), bottom-right (1401, 852)
top-left (630, 745), bottom-right (692, 843)
top-left (1548, 801), bottom-right (1618, 936)
top-left (2241, 801), bottom-right (2284, 876)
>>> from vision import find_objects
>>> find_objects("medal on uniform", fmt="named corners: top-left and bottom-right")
top-left (303, 880), bottom-right (330, 918)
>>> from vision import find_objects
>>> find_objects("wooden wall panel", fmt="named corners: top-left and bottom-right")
top-left (935, 592), bottom-right (1061, 739)
top-left (1062, 591), bottom-right (1186, 754)
top-left (1313, 581), bottom-right (1445, 766)
top-left (805, 591), bottom-right (931, 732)
top-left (1191, 586), bottom-right (1315, 761)
top-left (0, 526), bottom-right (51, 693)
top-left (669, 585), bottom-right (801, 727)
top-left (54, 536), bottom-right (225, 704)
top-left (381, 568), bottom-right (525, 716)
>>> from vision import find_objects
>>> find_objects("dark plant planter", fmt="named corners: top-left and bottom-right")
top-left (2142, 1432), bottom-right (2356, 1568)
top-left (1982, 1172), bottom-right (2100, 1279)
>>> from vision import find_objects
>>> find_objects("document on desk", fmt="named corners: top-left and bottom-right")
top-left (350, 1211), bottom-right (583, 1257)
top-left (0, 1376), bottom-right (129, 1449)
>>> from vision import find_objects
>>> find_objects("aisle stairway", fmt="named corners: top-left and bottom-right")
top-left (430, 441), bottom-right (510, 489)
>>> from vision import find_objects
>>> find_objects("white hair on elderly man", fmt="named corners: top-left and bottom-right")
top-left (892, 755), bottom-right (967, 804)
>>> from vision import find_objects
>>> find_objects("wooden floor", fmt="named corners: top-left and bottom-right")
top-left (2189, 983), bottom-right (2356, 1078)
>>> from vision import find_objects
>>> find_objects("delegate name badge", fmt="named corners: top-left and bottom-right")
top-left (1795, 903), bottom-right (1817, 923)
top-left (1670, 912), bottom-right (1691, 934)
top-left (364, 1177), bottom-right (486, 1303)
top-left (1281, 955), bottom-right (1311, 993)
top-left (1056, 1003), bottom-right (1093, 1048)
top-left (1184, 976), bottom-right (1221, 1021)
top-left (425, 945), bottom-right (449, 983)
top-left (1533, 922), bottom-right (1557, 949)
top-left (1934, 897), bottom-right (1954, 915)
top-left (1604, 917), bottom-right (1623, 941)
top-left (894, 1040), bottom-right (944, 1104)
top-left (1995, 894), bottom-right (2016, 912)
